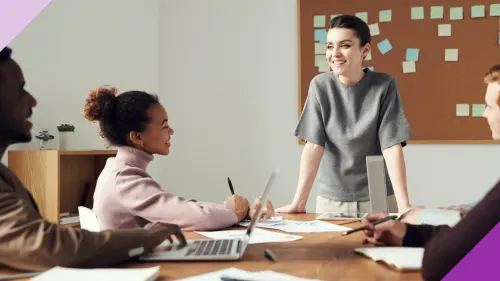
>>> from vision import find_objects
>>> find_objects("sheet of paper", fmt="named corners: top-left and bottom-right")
top-left (471, 5), bottom-right (485, 18)
top-left (456, 104), bottom-right (469, 117)
top-left (368, 23), bottom-right (380, 36)
top-left (379, 10), bottom-right (392, 22)
top-left (402, 61), bottom-right (416, 73)
top-left (239, 216), bottom-right (284, 227)
top-left (405, 48), bottom-right (419, 61)
top-left (314, 29), bottom-right (327, 44)
top-left (450, 7), bottom-right (463, 20)
top-left (239, 220), bottom-right (351, 233)
top-left (490, 4), bottom-right (500, 16)
top-left (430, 6), bottom-right (444, 19)
top-left (438, 24), bottom-right (451, 36)
top-left (176, 268), bottom-right (323, 281)
top-left (445, 48), bottom-right (458, 61)
top-left (313, 15), bottom-right (326, 28)
top-left (315, 43), bottom-right (325, 54)
top-left (411, 7), bottom-right (424, 20)
top-left (196, 228), bottom-right (302, 244)
top-left (355, 247), bottom-right (424, 271)
top-left (377, 38), bottom-right (392, 55)
top-left (472, 104), bottom-right (486, 117)
top-left (31, 266), bottom-right (159, 281)
top-left (355, 12), bottom-right (368, 23)
top-left (365, 51), bottom-right (372, 61)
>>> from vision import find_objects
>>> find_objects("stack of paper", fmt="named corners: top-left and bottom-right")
top-left (238, 216), bottom-right (285, 227)
top-left (196, 228), bottom-right (302, 244)
top-left (30, 266), bottom-right (160, 281)
top-left (354, 247), bottom-right (424, 271)
top-left (239, 219), bottom-right (351, 233)
top-left (177, 267), bottom-right (324, 281)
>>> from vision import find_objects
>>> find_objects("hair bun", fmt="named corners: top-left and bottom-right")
top-left (83, 85), bottom-right (117, 122)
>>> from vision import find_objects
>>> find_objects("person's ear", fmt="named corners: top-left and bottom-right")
top-left (362, 43), bottom-right (371, 57)
top-left (129, 131), bottom-right (143, 147)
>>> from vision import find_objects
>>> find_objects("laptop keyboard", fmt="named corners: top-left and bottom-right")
top-left (185, 239), bottom-right (235, 256)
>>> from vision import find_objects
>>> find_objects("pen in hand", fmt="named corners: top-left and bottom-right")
top-left (342, 215), bottom-right (398, 236)
top-left (227, 177), bottom-right (235, 195)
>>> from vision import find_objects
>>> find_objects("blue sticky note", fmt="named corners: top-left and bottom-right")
top-left (377, 39), bottom-right (393, 55)
top-left (314, 29), bottom-right (327, 44)
top-left (406, 48), bottom-right (419, 61)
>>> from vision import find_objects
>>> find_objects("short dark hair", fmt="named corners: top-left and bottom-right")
top-left (329, 15), bottom-right (371, 46)
top-left (83, 86), bottom-right (160, 146)
top-left (0, 47), bottom-right (12, 63)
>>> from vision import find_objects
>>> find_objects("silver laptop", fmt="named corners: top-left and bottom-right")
top-left (366, 156), bottom-right (388, 213)
top-left (139, 169), bottom-right (279, 261)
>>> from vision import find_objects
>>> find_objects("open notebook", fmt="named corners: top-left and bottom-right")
top-left (30, 266), bottom-right (160, 281)
top-left (354, 247), bottom-right (424, 272)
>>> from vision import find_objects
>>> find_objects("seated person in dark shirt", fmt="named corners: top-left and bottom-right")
top-left (361, 64), bottom-right (500, 281)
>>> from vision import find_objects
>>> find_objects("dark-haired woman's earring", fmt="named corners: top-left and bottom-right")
top-left (141, 140), bottom-right (144, 148)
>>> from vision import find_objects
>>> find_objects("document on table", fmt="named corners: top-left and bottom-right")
top-left (195, 228), bottom-right (302, 244)
top-left (355, 247), bottom-right (424, 271)
top-left (30, 266), bottom-right (160, 281)
top-left (176, 267), bottom-right (324, 281)
top-left (239, 220), bottom-right (351, 233)
top-left (238, 216), bottom-right (285, 227)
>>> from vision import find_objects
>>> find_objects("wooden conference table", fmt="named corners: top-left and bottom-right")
top-left (0, 214), bottom-right (424, 281)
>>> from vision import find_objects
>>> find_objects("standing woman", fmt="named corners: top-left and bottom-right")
top-left (277, 15), bottom-right (412, 214)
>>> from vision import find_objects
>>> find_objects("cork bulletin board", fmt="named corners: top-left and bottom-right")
top-left (298, 0), bottom-right (500, 144)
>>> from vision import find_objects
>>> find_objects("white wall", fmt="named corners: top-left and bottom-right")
top-left (3, 0), bottom-right (161, 162)
top-left (4, 0), bottom-right (500, 212)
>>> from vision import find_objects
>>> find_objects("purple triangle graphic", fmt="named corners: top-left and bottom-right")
top-left (442, 222), bottom-right (500, 280)
top-left (0, 0), bottom-right (53, 49)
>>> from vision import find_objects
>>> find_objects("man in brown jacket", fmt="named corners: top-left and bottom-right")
top-left (0, 46), bottom-right (186, 271)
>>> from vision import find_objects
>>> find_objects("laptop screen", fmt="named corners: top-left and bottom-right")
top-left (244, 169), bottom-right (279, 241)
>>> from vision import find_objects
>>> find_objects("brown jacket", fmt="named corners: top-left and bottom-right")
top-left (0, 163), bottom-right (157, 271)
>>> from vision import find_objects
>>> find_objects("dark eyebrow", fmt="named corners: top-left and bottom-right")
top-left (327, 40), bottom-right (353, 44)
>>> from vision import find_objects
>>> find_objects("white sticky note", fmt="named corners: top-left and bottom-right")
top-left (356, 12), bottom-right (368, 23)
top-left (317, 60), bottom-right (330, 72)
top-left (402, 61), bottom-right (416, 73)
top-left (331, 14), bottom-right (341, 21)
top-left (379, 10), bottom-right (392, 22)
top-left (369, 23), bottom-right (380, 36)
top-left (365, 51), bottom-right (372, 61)
top-left (438, 24), bottom-right (451, 36)
top-left (471, 5), bottom-right (486, 18)
top-left (366, 66), bottom-right (374, 71)
top-left (315, 43), bottom-right (325, 54)
top-left (445, 49), bottom-right (459, 61)
top-left (430, 6), bottom-right (444, 19)
top-left (456, 104), bottom-right (469, 117)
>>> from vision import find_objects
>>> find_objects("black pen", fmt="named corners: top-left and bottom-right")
top-left (227, 177), bottom-right (235, 195)
top-left (341, 215), bottom-right (398, 236)
top-left (264, 248), bottom-right (278, 262)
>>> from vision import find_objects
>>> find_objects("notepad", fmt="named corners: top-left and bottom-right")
top-left (30, 266), bottom-right (160, 281)
top-left (177, 267), bottom-right (323, 281)
top-left (355, 247), bottom-right (424, 272)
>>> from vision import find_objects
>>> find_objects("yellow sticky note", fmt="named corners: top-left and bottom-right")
top-left (402, 61), bottom-right (416, 73)
top-left (314, 43), bottom-right (325, 54)
top-left (317, 60), bottom-right (330, 72)
top-left (471, 5), bottom-right (485, 18)
top-left (430, 6), bottom-right (444, 19)
top-left (356, 12), bottom-right (368, 23)
top-left (450, 7), bottom-right (463, 20)
top-left (369, 23), bottom-right (380, 36)
top-left (314, 15), bottom-right (326, 27)
top-left (445, 49), bottom-right (459, 62)
top-left (438, 24), bottom-right (451, 36)
top-left (379, 10), bottom-right (392, 22)
top-left (365, 51), bottom-right (372, 61)
top-left (456, 104), bottom-right (469, 117)
top-left (411, 7), bottom-right (424, 20)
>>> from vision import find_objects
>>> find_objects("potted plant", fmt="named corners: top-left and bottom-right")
top-left (57, 124), bottom-right (75, 150)
top-left (36, 131), bottom-right (54, 150)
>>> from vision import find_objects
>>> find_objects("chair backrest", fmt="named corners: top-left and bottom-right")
top-left (366, 155), bottom-right (389, 213)
top-left (78, 206), bottom-right (100, 232)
